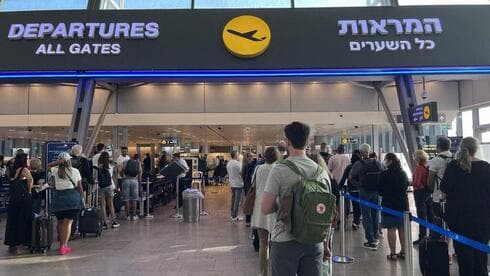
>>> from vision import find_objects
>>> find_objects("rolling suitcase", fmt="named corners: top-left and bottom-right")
top-left (419, 237), bottom-right (450, 276)
top-left (31, 188), bottom-right (54, 253)
top-left (78, 184), bottom-right (103, 238)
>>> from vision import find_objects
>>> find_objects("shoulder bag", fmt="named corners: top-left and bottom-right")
top-left (242, 167), bottom-right (258, 216)
top-left (51, 169), bottom-right (84, 213)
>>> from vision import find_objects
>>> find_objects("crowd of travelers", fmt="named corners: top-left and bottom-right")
top-left (230, 122), bottom-right (489, 276)
top-left (1, 121), bottom-right (489, 276)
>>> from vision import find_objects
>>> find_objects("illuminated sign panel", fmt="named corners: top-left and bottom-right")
top-left (0, 7), bottom-right (489, 72)
top-left (410, 102), bottom-right (438, 124)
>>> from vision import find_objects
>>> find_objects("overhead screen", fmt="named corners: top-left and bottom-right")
top-left (0, 6), bottom-right (489, 72)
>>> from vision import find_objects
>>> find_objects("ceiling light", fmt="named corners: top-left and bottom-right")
top-left (8, 129), bottom-right (15, 132)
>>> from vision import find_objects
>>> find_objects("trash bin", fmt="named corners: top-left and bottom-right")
top-left (182, 189), bottom-right (204, 223)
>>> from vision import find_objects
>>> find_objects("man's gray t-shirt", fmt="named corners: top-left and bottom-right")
top-left (264, 156), bottom-right (330, 242)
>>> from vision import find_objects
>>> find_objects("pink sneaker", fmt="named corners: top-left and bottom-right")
top-left (59, 245), bottom-right (70, 255)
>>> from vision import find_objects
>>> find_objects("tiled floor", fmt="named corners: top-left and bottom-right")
top-left (0, 185), bottom-right (460, 276)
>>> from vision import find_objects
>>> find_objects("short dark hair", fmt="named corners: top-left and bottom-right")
top-left (96, 143), bottom-right (105, 152)
top-left (264, 147), bottom-right (279, 164)
top-left (230, 150), bottom-right (238, 159)
top-left (437, 136), bottom-right (451, 151)
top-left (384, 153), bottom-right (401, 170)
top-left (337, 144), bottom-right (345, 154)
top-left (121, 146), bottom-right (128, 150)
top-left (284, 122), bottom-right (310, 150)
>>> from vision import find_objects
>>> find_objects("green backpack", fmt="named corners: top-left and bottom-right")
top-left (282, 160), bottom-right (337, 245)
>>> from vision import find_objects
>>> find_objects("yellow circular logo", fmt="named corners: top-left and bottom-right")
top-left (222, 15), bottom-right (271, 58)
top-left (423, 105), bottom-right (431, 120)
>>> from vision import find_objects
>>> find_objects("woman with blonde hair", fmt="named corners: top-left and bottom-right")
top-left (411, 150), bottom-right (433, 245)
top-left (441, 137), bottom-right (490, 276)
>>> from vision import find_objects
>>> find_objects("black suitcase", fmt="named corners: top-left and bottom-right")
top-left (31, 188), bottom-right (54, 253)
top-left (113, 191), bottom-right (123, 213)
top-left (78, 185), bottom-right (103, 238)
top-left (160, 161), bottom-right (186, 179)
top-left (419, 237), bottom-right (450, 276)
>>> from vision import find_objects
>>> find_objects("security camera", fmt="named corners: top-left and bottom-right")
top-left (421, 90), bottom-right (429, 100)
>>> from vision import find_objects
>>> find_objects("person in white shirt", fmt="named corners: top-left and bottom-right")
top-left (227, 150), bottom-right (244, 222)
top-left (427, 136), bottom-right (454, 261)
top-left (91, 143), bottom-right (105, 171)
top-left (116, 146), bottom-right (131, 188)
top-left (172, 152), bottom-right (190, 210)
top-left (328, 144), bottom-right (351, 185)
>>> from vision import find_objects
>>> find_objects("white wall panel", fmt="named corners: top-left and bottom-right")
top-left (29, 84), bottom-right (77, 114)
top-left (118, 84), bottom-right (204, 113)
top-left (383, 81), bottom-right (459, 111)
top-left (457, 80), bottom-right (490, 109)
top-left (291, 83), bottom-right (378, 112)
top-left (92, 88), bottom-right (117, 114)
top-left (0, 85), bottom-right (29, 114)
top-left (204, 83), bottom-right (290, 113)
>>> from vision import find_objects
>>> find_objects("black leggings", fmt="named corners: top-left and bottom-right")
top-left (453, 240), bottom-right (489, 276)
top-left (414, 189), bottom-right (434, 239)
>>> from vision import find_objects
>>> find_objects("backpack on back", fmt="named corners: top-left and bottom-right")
top-left (97, 167), bottom-right (112, 188)
top-left (71, 156), bottom-right (82, 170)
top-left (359, 159), bottom-right (383, 191)
top-left (282, 160), bottom-right (337, 245)
top-left (124, 159), bottom-right (140, 178)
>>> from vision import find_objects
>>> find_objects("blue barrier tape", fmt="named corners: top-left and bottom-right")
top-left (342, 192), bottom-right (490, 254)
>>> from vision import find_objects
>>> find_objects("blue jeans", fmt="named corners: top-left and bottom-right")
top-left (231, 187), bottom-right (243, 218)
top-left (360, 189), bottom-right (379, 243)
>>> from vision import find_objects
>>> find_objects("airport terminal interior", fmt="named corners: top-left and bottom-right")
top-left (1, 0), bottom-right (490, 276)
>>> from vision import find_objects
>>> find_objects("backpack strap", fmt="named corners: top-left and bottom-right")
top-left (280, 159), bottom-right (305, 178)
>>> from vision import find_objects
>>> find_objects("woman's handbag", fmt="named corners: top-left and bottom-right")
top-left (51, 172), bottom-right (84, 213)
top-left (242, 171), bottom-right (258, 216)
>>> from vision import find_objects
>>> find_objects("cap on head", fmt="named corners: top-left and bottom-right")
top-left (58, 152), bottom-right (72, 161)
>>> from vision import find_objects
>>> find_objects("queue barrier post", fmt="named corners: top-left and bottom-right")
top-left (145, 177), bottom-right (154, 219)
top-left (403, 211), bottom-right (415, 276)
top-left (332, 192), bottom-right (355, 264)
top-left (171, 176), bottom-right (183, 219)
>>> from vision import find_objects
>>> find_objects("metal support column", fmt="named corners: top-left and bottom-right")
top-left (84, 88), bottom-right (116, 156)
top-left (395, 75), bottom-right (422, 170)
top-left (68, 79), bottom-right (96, 146)
top-left (374, 84), bottom-right (413, 172)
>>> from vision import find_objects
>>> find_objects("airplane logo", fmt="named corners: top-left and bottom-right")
top-left (226, 29), bottom-right (267, 42)
top-left (222, 15), bottom-right (271, 58)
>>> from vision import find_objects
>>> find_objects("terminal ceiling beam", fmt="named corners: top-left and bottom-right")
top-left (373, 83), bottom-right (413, 172)
top-left (68, 79), bottom-right (96, 148)
top-left (395, 75), bottom-right (422, 170)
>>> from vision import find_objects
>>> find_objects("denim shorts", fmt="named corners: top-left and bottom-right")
top-left (98, 186), bottom-right (115, 198)
top-left (122, 179), bottom-right (139, 201)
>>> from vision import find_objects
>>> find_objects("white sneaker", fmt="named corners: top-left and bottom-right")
top-left (237, 216), bottom-right (244, 221)
top-left (126, 216), bottom-right (131, 221)
top-left (131, 215), bottom-right (139, 221)
top-left (231, 217), bottom-right (238, 222)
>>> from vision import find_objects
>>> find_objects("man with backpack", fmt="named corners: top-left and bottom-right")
top-left (349, 143), bottom-right (384, 250)
top-left (122, 154), bottom-right (142, 221)
top-left (427, 136), bottom-right (453, 225)
top-left (262, 122), bottom-right (336, 276)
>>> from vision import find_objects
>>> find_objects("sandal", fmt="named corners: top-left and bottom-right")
top-left (397, 252), bottom-right (406, 259)
top-left (387, 253), bottom-right (398, 260)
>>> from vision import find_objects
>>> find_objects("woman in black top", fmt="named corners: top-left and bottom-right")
top-left (378, 153), bottom-right (409, 260)
top-left (4, 153), bottom-right (34, 254)
top-left (441, 137), bottom-right (490, 276)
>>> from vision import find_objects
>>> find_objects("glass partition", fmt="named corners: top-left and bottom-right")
top-left (194, 0), bottom-right (290, 9)
top-left (0, 0), bottom-right (88, 11)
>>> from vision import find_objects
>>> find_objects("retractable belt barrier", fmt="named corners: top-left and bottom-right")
top-left (343, 192), bottom-right (490, 254)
